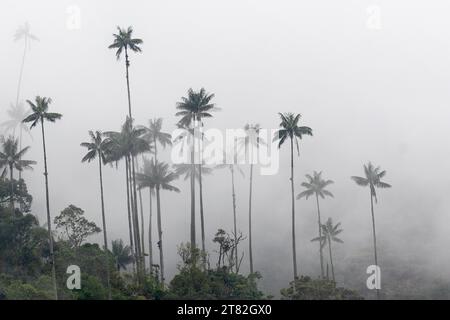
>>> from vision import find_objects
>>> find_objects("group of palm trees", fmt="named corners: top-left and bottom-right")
top-left (1, 23), bottom-right (393, 300)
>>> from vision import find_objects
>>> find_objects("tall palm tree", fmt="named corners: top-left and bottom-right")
top-left (311, 218), bottom-right (343, 282)
top-left (14, 22), bottom-right (38, 113)
top-left (140, 118), bottom-right (172, 269)
top-left (176, 88), bottom-right (216, 249)
top-left (174, 162), bottom-right (213, 264)
top-left (136, 157), bottom-right (156, 274)
top-left (137, 160), bottom-right (179, 285)
top-left (111, 239), bottom-right (134, 272)
top-left (80, 130), bottom-right (112, 300)
top-left (0, 135), bottom-right (36, 212)
top-left (104, 118), bottom-right (151, 279)
top-left (23, 96), bottom-right (62, 300)
top-left (108, 26), bottom-right (142, 119)
top-left (297, 171), bottom-right (334, 278)
top-left (274, 112), bottom-right (312, 281)
top-left (103, 124), bottom-right (136, 270)
top-left (351, 162), bottom-right (391, 299)
top-left (242, 123), bottom-right (263, 274)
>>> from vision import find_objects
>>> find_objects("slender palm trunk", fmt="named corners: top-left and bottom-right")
top-left (190, 126), bottom-right (196, 249)
top-left (230, 166), bottom-right (238, 272)
top-left (148, 187), bottom-right (154, 274)
top-left (18, 129), bottom-right (23, 181)
top-left (9, 164), bottom-right (14, 213)
top-left (136, 158), bottom-right (146, 272)
top-left (199, 164), bottom-right (206, 263)
top-left (315, 194), bottom-right (325, 278)
top-left (123, 45), bottom-right (143, 279)
top-left (132, 157), bottom-right (143, 279)
top-left (124, 48), bottom-right (132, 119)
top-left (15, 36), bottom-right (27, 110)
top-left (248, 163), bottom-right (254, 274)
top-left (196, 127), bottom-right (206, 262)
top-left (327, 236), bottom-right (335, 282)
top-left (156, 187), bottom-right (164, 285)
top-left (370, 191), bottom-right (380, 299)
top-left (130, 156), bottom-right (142, 279)
top-left (125, 158), bottom-right (136, 273)
top-left (40, 119), bottom-right (58, 300)
top-left (290, 137), bottom-right (298, 280)
top-left (98, 157), bottom-right (111, 300)
top-left (16, 35), bottom-right (26, 184)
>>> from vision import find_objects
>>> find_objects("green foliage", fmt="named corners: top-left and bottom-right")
top-left (0, 274), bottom-right (53, 300)
top-left (168, 243), bottom-right (264, 300)
top-left (0, 178), bottom-right (32, 213)
top-left (73, 274), bottom-right (108, 300)
top-left (280, 276), bottom-right (363, 300)
top-left (0, 211), bottom-right (47, 276)
top-left (54, 205), bottom-right (101, 248)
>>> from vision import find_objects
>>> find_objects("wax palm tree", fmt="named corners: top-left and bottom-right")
top-left (141, 118), bottom-right (172, 162)
top-left (14, 22), bottom-right (38, 112)
top-left (274, 112), bottom-right (312, 280)
top-left (104, 118), bottom-right (151, 279)
top-left (137, 160), bottom-right (179, 285)
top-left (80, 130), bottom-right (112, 299)
top-left (112, 239), bottom-right (134, 272)
top-left (312, 218), bottom-right (343, 282)
top-left (0, 135), bottom-right (36, 211)
top-left (297, 171), bottom-right (334, 278)
top-left (216, 151), bottom-right (245, 273)
top-left (242, 123), bottom-right (263, 274)
top-left (136, 157), bottom-right (156, 274)
top-left (175, 88), bottom-right (216, 250)
top-left (351, 162), bottom-right (391, 299)
top-left (23, 96), bottom-right (62, 300)
top-left (108, 26), bottom-right (142, 119)
top-left (139, 118), bottom-right (171, 268)
top-left (103, 123), bottom-right (136, 269)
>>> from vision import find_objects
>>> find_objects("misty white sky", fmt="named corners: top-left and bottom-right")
top-left (2, 0), bottom-right (450, 294)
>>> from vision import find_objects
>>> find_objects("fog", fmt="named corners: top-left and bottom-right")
top-left (2, 0), bottom-right (450, 297)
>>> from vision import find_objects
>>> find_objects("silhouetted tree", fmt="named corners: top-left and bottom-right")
top-left (351, 162), bottom-right (391, 299)
top-left (297, 171), bottom-right (334, 278)
top-left (23, 96), bottom-right (62, 300)
top-left (274, 112), bottom-right (312, 281)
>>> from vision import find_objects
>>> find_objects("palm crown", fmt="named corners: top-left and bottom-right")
top-left (351, 162), bottom-right (391, 202)
top-left (23, 96), bottom-right (62, 128)
top-left (297, 171), bottom-right (334, 200)
top-left (141, 118), bottom-right (172, 149)
top-left (80, 131), bottom-right (109, 165)
top-left (312, 218), bottom-right (344, 247)
top-left (108, 26), bottom-right (143, 60)
top-left (104, 117), bottom-right (152, 163)
top-left (176, 88), bottom-right (216, 127)
top-left (14, 22), bottom-right (39, 42)
top-left (111, 239), bottom-right (134, 271)
top-left (174, 163), bottom-right (213, 181)
top-left (274, 113), bottom-right (312, 153)
top-left (0, 136), bottom-right (36, 177)
top-left (136, 159), bottom-right (179, 192)
top-left (1, 102), bottom-right (31, 136)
